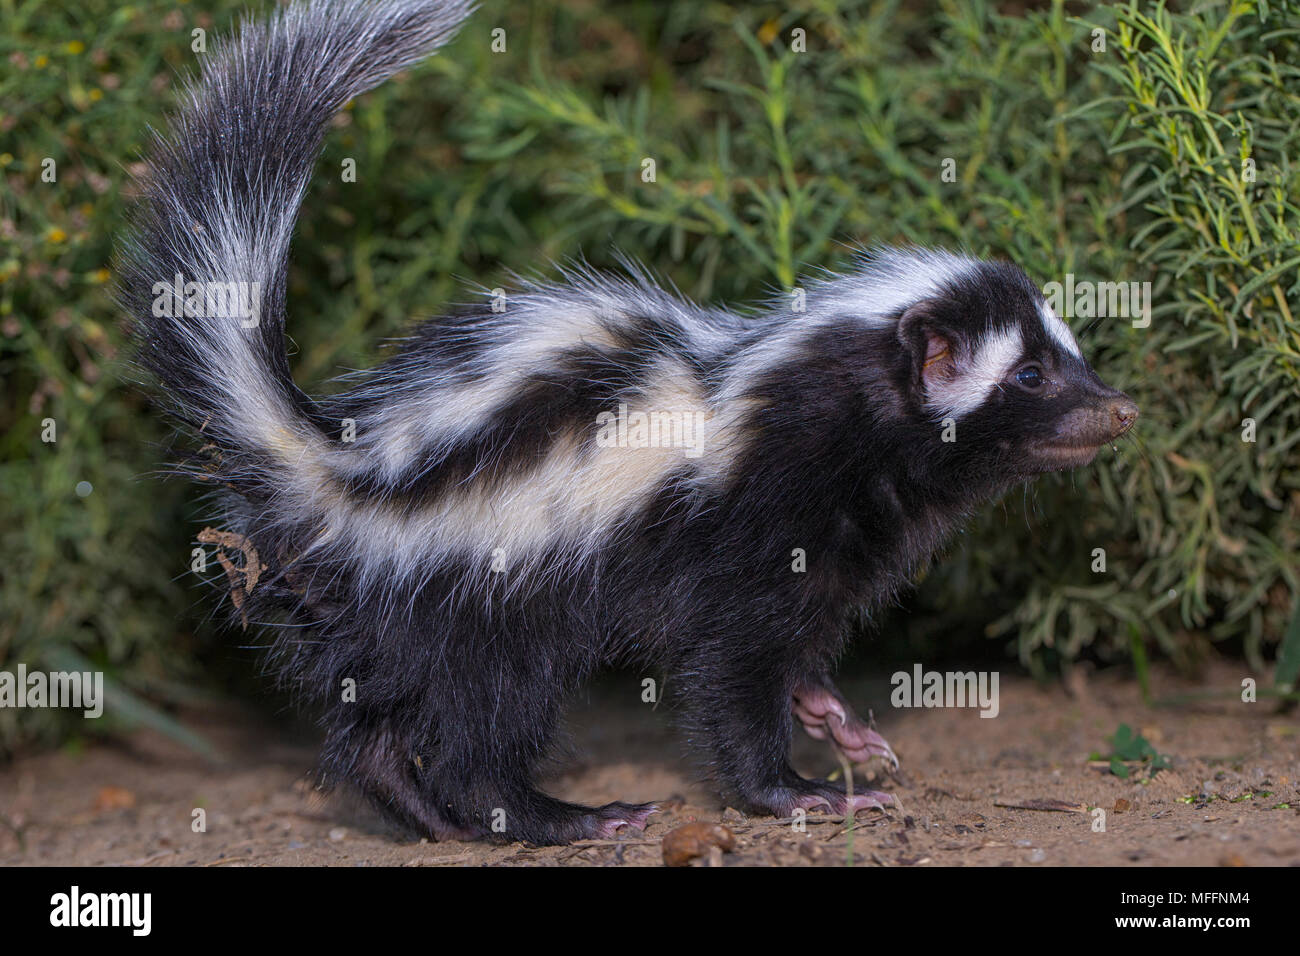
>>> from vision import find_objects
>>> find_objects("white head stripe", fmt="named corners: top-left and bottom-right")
top-left (1038, 303), bottom-right (1082, 357)
top-left (925, 325), bottom-right (1023, 418)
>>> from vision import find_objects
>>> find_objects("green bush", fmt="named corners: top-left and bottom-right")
top-left (1, 0), bottom-right (1296, 754)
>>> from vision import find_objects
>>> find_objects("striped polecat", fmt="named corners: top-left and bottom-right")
top-left (120, 0), bottom-right (1138, 844)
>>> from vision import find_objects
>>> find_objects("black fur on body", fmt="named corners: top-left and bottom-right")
top-left (119, 0), bottom-right (1138, 844)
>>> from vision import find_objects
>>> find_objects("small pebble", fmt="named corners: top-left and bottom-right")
top-left (720, 806), bottom-right (747, 825)
top-left (661, 822), bottom-right (736, 867)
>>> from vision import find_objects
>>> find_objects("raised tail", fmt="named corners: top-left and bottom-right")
top-left (119, 0), bottom-right (473, 463)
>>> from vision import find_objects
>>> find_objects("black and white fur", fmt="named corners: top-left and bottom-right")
top-left (120, 0), bottom-right (1138, 844)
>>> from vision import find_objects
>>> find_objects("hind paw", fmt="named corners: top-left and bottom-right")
top-left (583, 801), bottom-right (660, 839)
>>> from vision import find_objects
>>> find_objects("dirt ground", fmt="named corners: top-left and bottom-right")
top-left (2, 658), bottom-right (1298, 867)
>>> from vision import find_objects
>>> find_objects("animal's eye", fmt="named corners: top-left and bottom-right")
top-left (1015, 366), bottom-right (1045, 389)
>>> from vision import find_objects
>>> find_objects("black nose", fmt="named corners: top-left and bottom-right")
top-left (1110, 397), bottom-right (1139, 435)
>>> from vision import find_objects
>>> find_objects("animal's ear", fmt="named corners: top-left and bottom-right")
top-left (897, 301), bottom-right (957, 401)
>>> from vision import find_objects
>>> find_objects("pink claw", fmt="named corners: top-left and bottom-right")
top-left (792, 682), bottom-right (899, 769)
top-left (788, 788), bottom-right (895, 818)
top-left (843, 790), bottom-right (895, 814)
top-left (591, 803), bottom-right (659, 838)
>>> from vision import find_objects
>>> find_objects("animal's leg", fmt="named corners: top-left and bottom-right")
top-left (337, 716), bottom-right (656, 845)
top-left (691, 656), bottom-right (895, 820)
top-left (333, 723), bottom-right (485, 842)
top-left (421, 677), bottom-right (658, 844)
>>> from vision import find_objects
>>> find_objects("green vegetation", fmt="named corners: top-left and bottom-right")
top-left (2, 0), bottom-right (1297, 752)
top-left (1091, 722), bottom-right (1172, 780)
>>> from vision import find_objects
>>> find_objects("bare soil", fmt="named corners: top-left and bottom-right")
top-left (2, 659), bottom-right (1298, 867)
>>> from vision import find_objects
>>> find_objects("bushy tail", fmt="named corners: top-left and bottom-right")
top-left (119, 0), bottom-right (473, 462)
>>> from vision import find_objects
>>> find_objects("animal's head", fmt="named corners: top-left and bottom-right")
top-left (885, 251), bottom-right (1137, 483)
top-left (818, 248), bottom-right (1137, 489)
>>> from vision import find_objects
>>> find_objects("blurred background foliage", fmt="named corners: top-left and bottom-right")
top-left (1, 0), bottom-right (1297, 754)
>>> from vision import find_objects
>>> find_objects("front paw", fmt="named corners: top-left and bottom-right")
top-left (751, 776), bottom-right (894, 819)
top-left (793, 681), bottom-right (899, 768)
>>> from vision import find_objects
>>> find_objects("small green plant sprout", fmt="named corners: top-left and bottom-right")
top-left (1090, 723), bottom-right (1172, 780)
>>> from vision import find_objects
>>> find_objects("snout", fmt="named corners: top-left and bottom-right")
top-left (1057, 391), bottom-right (1139, 447)
top-left (1108, 395), bottom-right (1139, 439)
top-left (1030, 390), bottom-right (1139, 472)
